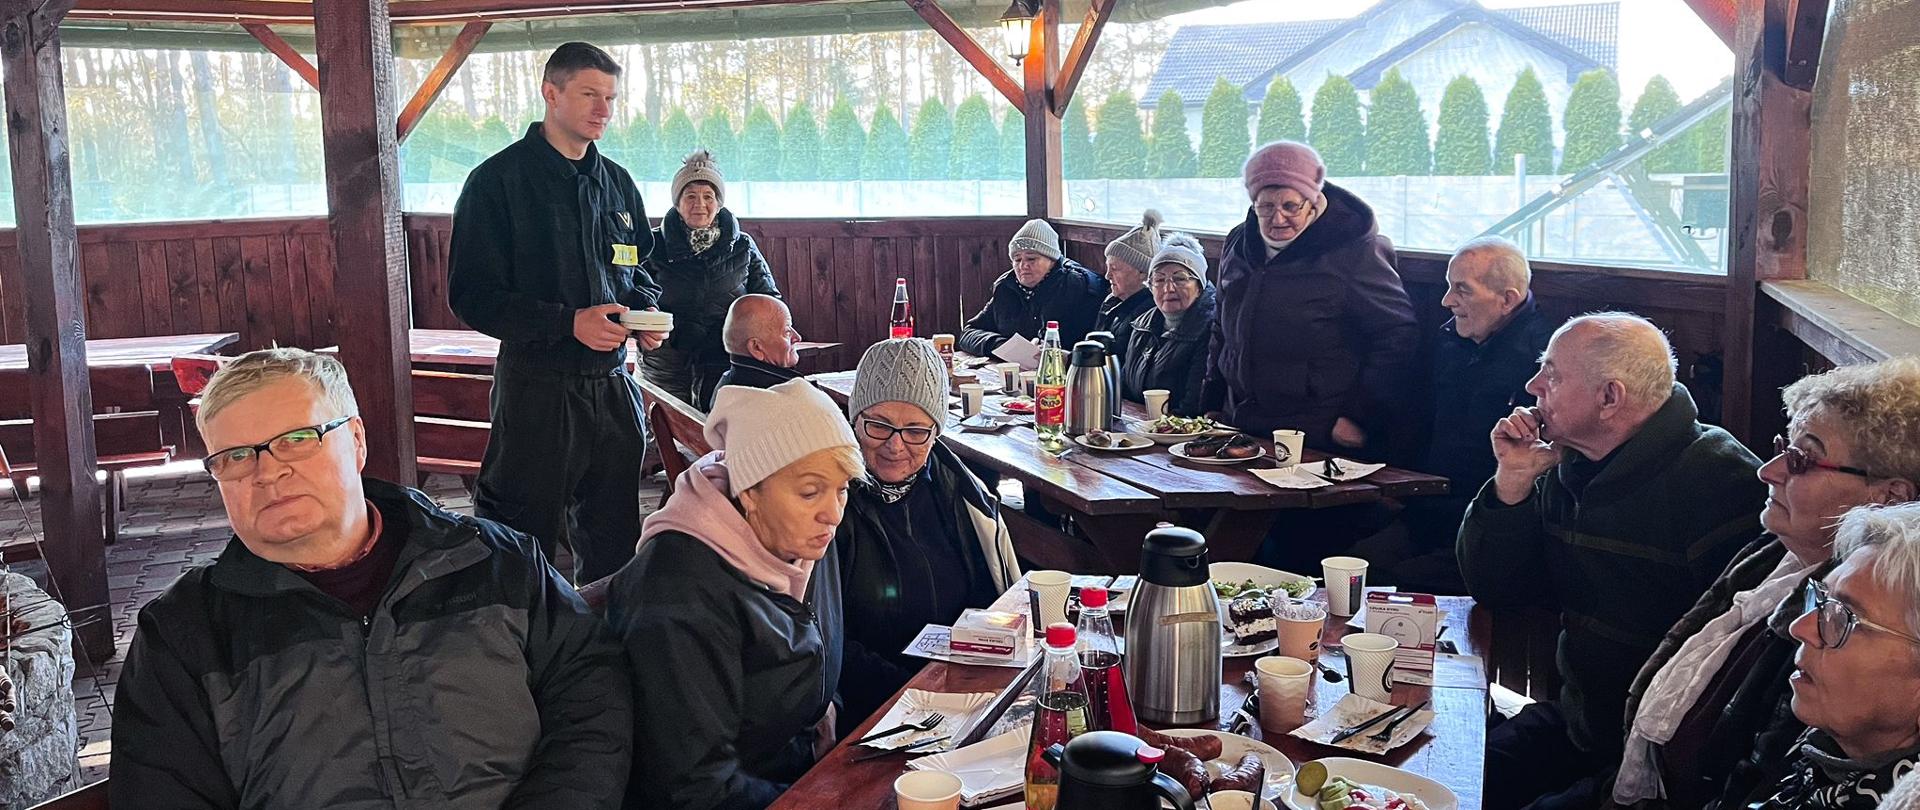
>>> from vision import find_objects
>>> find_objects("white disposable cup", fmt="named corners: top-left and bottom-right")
top-left (992, 362), bottom-right (1022, 395)
top-left (1142, 389), bottom-right (1171, 419)
top-left (1274, 599), bottom-right (1327, 662)
top-left (1255, 655), bottom-right (1314, 733)
top-left (1207, 789), bottom-right (1276, 810)
top-left (958, 384), bottom-right (986, 417)
top-left (1271, 429), bottom-right (1305, 468)
top-left (1342, 632), bottom-right (1400, 703)
top-left (1027, 570), bottom-right (1073, 631)
top-left (894, 770), bottom-right (963, 810)
top-left (1019, 371), bottom-right (1039, 399)
top-left (1321, 556), bottom-right (1369, 617)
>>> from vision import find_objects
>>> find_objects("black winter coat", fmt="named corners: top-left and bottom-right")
top-left (1122, 287), bottom-right (1216, 417)
top-left (647, 207), bottom-right (780, 366)
top-left (611, 531), bottom-right (842, 810)
top-left (715, 354), bottom-right (804, 392)
top-left (1200, 183), bottom-right (1418, 453)
top-left (449, 123), bottom-right (660, 375)
top-left (109, 478), bottom-right (633, 809)
top-left (957, 258), bottom-right (1108, 356)
top-left (1093, 289), bottom-right (1155, 364)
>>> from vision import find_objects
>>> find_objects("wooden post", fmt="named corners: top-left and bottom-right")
top-left (0, 0), bottom-right (113, 658)
top-left (1724, 0), bottom-right (1813, 444)
top-left (1022, 0), bottom-right (1062, 219)
top-left (314, 0), bottom-right (415, 483)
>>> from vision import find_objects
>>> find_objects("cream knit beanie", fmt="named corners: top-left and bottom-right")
top-left (1151, 232), bottom-right (1210, 285)
top-left (704, 379), bottom-right (857, 495)
top-left (848, 338), bottom-right (950, 433)
top-left (1104, 209), bottom-right (1163, 273)
top-left (1008, 218), bottom-right (1063, 262)
top-left (671, 149), bottom-right (727, 205)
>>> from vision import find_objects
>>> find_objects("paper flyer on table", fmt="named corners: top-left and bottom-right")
top-left (901, 624), bottom-right (1034, 669)
top-left (990, 334), bottom-right (1043, 370)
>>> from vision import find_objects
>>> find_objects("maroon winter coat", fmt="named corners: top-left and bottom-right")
top-left (1200, 183), bottom-right (1418, 455)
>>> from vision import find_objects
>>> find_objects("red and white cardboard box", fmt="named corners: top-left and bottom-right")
top-left (1364, 592), bottom-right (1439, 686)
top-left (950, 609), bottom-right (1028, 660)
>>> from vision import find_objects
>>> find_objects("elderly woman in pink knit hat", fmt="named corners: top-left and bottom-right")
top-left (1199, 141), bottom-right (1418, 458)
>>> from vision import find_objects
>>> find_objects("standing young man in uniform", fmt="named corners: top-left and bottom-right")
top-left (449, 42), bottom-right (664, 584)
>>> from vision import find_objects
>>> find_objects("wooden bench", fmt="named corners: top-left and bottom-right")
top-left (636, 376), bottom-right (710, 498)
top-left (0, 365), bottom-right (177, 562)
top-left (411, 370), bottom-right (492, 491)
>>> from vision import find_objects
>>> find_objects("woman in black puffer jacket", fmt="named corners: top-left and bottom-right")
top-left (643, 149), bottom-right (781, 410)
top-left (1122, 233), bottom-right (1216, 418)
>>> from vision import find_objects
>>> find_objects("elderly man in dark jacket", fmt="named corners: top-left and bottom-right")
top-left (1200, 141), bottom-right (1417, 457)
top-left (958, 218), bottom-right (1108, 356)
top-left (111, 349), bottom-right (631, 810)
top-left (715, 294), bottom-right (804, 393)
top-left (644, 149), bottom-right (782, 410)
top-left (448, 43), bottom-right (661, 584)
top-left (1460, 313), bottom-right (1764, 810)
top-left (1123, 233), bottom-right (1217, 417)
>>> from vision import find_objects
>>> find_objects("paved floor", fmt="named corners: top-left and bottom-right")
top-left (0, 466), bottom-right (661, 790)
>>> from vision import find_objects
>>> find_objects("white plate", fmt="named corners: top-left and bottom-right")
top-left (1072, 433), bottom-right (1154, 451)
top-left (1156, 728), bottom-right (1295, 802)
top-left (1281, 757), bottom-right (1458, 810)
top-left (1127, 418), bottom-right (1228, 444)
top-left (1212, 562), bottom-right (1317, 600)
top-left (1169, 441), bottom-right (1266, 465)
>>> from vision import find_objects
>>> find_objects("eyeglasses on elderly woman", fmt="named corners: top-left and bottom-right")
top-left (1774, 435), bottom-right (1882, 478)
top-left (1799, 578), bottom-right (1920, 650)
top-left (1254, 200), bottom-right (1316, 220)
top-left (858, 417), bottom-right (934, 446)
top-left (1148, 272), bottom-right (1200, 287)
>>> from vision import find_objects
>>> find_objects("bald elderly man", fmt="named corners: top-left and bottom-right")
top-left (713, 293), bottom-right (804, 394)
top-left (1459, 312), bottom-right (1764, 810)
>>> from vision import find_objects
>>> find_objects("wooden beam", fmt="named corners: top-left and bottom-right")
top-left (1783, 0), bottom-right (1830, 91)
top-left (1682, 0), bottom-right (1737, 48)
top-left (1022, 0), bottom-right (1061, 219)
top-left (244, 23), bottom-right (319, 90)
top-left (1051, 0), bottom-right (1115, 117)
top-left (0, 0), bottom-right (113, 658)
top-left (315, 0), bottom-right (415, 483)
top-left (904, 0), bottom-right (1025, 110)
top-left (1723, 0), bottom-right (1811, 444)
top-left (395, 20), bottom-right (489, 144)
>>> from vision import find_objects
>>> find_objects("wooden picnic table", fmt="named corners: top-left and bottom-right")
top-left (406, 327), bottom-right (841, 367)
top-left (0, 332), bottom-right (239, 372)
top-left (809, 369), bottom-right (1449, 570)
top-left (773, 593), bottom-right (1489, 810)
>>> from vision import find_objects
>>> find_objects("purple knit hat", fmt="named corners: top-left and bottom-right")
top-left (1243, 141), bottom-right (1327, 206)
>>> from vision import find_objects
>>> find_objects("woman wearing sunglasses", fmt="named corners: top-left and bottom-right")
top-left (833, 338), bottom-right (1021, 727)
top-left (1605, 359), bottom-right (1920, 810)
top-left (1757, 501), bottom-right (1920, 809)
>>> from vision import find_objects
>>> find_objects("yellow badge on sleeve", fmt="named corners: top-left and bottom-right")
top-left (611, 244), bottom-right (640, 266)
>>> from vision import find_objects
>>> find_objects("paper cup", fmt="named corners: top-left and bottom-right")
top-left (992, 362), bottom-right (1022, 395)
top-left (1255, 655), bottom-right (1314, 733)
top-left (1274, 599), bottom-right (1327, 661)
top-left (894, 770), bottom-right (963, 810)
top-left (1321, 556), bottom-right (1369, 617)
top-left (1342, 632), bottom-right (1400, 703)
top-left (1271, 429), bottom-right (1305, 467)
top-left (1142, 389), bottom-right (1171, 419)
top-left (1019, 371), bottom-right (1039, 399)
top-left (1207, 790), bottom-right (1276, 810)
top-left (958, 384), bottom-right (986, 417)
top-left (1027, 570), bottom-right (1072, 631)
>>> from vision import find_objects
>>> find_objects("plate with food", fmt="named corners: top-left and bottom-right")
top-left (1139, 727), bottom-right (1295, 804)
top-left (1170, 435), bottom-right (1265, 464)
top-left (1213, 563), bottom-right (1317, 654)
top-left (999, 397), bottom-right (1036, 414)
top-left (1212, 562), bottom-right (1317, 601)
top-left (1073, 429), bottom-right (1154, 451)
top-left (1134, 415), bottom-right (1229, 444)
top-left (1283, 758), bottom-right (1456, 810)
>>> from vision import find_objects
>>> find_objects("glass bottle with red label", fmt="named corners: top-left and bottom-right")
top-left (890, 278), bottom-right (913, 339)
top-left (1035, 321), bottom-right (1067, 446)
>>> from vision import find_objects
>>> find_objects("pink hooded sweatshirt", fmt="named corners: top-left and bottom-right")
top-left (638, 451), bottom-right (813, 599)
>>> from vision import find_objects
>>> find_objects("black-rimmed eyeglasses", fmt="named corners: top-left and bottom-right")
top-left (203, 416), bottom-right (355, 481)
top-left (859, 417), bottom-right (934, 446)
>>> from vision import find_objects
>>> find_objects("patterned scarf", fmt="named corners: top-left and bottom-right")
top-left (1760, 730), bottom-right (1920, 810)
top-left (872, 477), bottom-right (915, 504)
top-left (688, 225), bottom-right (721, 255)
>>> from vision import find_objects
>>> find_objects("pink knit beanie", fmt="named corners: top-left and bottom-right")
top-left (1243, 141), bottom-right (1327, 206)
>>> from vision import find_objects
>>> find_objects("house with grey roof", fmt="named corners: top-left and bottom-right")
top-left (1142, 0), bottom-right (1619, 167)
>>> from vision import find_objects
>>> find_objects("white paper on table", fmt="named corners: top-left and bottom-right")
top-left (1288, 693), bottom-right (1436, 755)
top-left (859, 688), bottom-right (998, 752)
top-left (1252, 466), bottom-right (1335, 489)
top-left (907, 730), bottom-right (1029, 806)
top-left (901, 624), bottom-right (1035, 669)
top-left (1315, 457), bottom-right (1387, 481)
top-left (990, 334), bottom-right (1043, 370)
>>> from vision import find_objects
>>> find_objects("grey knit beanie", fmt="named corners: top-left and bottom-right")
top-left (671, 149), bottom-right (727, 205)
top-left (1150, 232), bottom-right (1210, 287)
top-left (1008, 218), bottom-right (1063, 262)
top-left (1104, 209), bottom-right (1163, 272)
top-left (848, 338), bottom-right (951, 434)
top-left (705, 379), bottom-right (858, 495)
